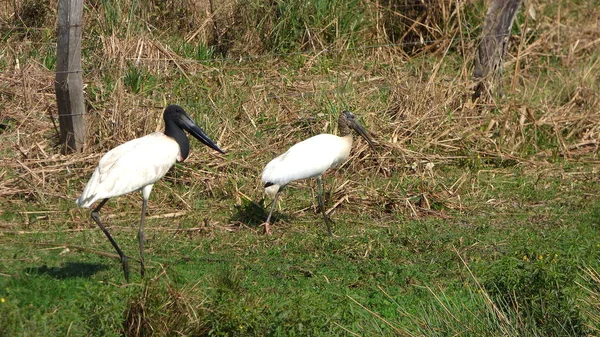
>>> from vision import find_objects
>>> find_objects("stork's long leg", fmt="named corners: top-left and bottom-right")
top-left (264, 188), bottom-right (282, 235)
top-left (139, 197), bottom-right (147, 277)
top-left (139, 185), bottom-right (153, 278)
top-left (317, 176), bottom-right (333, 237)
top-left (91, 198), bottom-right (130, 282)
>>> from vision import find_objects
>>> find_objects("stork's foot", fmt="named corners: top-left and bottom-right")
top-left (322, 214), bottom-right (335, 237)
top-left (327, 231), bottom-right (340, 238)
top-left (260, 222), bottom-right (272, 235)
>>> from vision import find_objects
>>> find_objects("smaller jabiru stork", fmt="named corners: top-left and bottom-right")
top-left (76, 105), bottom-right (224, 281)
top-left (260, 110), bottom-right (376, 236)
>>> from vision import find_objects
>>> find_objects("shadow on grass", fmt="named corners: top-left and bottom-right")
top-left (25, 262), bottom-right (109, 279)
top-left (229, 197), bottom-right (292, 229)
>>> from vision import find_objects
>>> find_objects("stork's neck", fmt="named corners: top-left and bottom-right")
top-left (338, 115), bottom-right (353, 137)
top-left (338, 119), bottom-right (354, 150)
top-left (165, 121), bottom-right (190, 161)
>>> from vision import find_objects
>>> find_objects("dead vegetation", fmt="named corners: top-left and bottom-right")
top-left (0, 0), bottom-right (599, 231)
top-left (123, 273), bottom-right (210, 336)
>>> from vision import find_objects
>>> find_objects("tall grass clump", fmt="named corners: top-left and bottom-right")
top-left (378, 0), bottom-right (478, 55)
top-left (81, 0), bottom-right (478, 57)
top-left (483, 259), bottom-right (586, 336)
top-left (347, 283), bottom-right (528, 336)
top-left (216, 0), bottom-right (479, 56)
top-left (265, 0), bottom-right (369, 52)
top-left (124, 276), bottom-right (209, 337)
top-left (579, 267), bottom-right (600, 334)
top-left (349, 260), bottom-right (599, 336)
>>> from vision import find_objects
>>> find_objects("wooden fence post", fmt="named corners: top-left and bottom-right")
top-left (55, 0), bottom-right (86, 153)
top-left (473, 0), bottom-right (523, 101)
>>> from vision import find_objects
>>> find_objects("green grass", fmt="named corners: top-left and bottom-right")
top-left (1, 167), bottom-right (599, 336)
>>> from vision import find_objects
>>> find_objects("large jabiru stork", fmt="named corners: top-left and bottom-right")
top-left (77, 105), bottom-right (224, 281)
top-left (261, 110), bottom-right (376, 236)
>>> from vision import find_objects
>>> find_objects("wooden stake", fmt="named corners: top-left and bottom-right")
top-left (55, 0), bottom-right (86, 153)
top-left (473, 0), bottom-right (523, 101)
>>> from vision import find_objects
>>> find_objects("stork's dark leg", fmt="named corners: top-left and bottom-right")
top-left (91, 198), bottom-right (130, 282)
top-left (138, 197), bottom-right (148, 278)
top-left (317, 176), bottom-right (333, 237)
top-left (263, 189), bottom-right (282, 235)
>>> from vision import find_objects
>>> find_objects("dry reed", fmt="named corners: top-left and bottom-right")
top-left (0, 0), bottom-right (598, 233)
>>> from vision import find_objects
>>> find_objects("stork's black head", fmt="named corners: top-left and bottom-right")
top-left (163, 105), bottom-right (225, 160)
top-left (339, 110), bottom-right (376, 150)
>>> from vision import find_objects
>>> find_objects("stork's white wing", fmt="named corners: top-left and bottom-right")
top-left (77, 133), bottom-right (180, 207)
top-left (261, 134), bottom-right (350, 186)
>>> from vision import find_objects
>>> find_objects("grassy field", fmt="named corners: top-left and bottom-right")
top-left (1, 0), bottom-right (600, 336)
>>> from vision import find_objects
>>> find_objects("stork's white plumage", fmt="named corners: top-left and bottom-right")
top-left (77, 105), bottom-right (224, 281)
top-left (262, 133), bottom-right (352, 197)
top-left (77, 133), bottom-right (179, 208)
top-left (260, 110), bottom-right (376, 236)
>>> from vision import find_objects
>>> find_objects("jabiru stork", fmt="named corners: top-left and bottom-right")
top-left (76, 104), bottom-right (224, 281)
top-left (261, 110), bottom-right (376, 236)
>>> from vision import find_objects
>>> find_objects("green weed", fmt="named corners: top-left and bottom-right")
top-left (123, 65), bottom-right (156, 95)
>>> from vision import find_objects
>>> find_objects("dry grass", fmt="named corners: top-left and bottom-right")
top-left (0, 0), bottom-right (599, 231)
top-left (579, 266), bottom-right (600, 335)
top-left (123, 271), bottom-right (209, 336)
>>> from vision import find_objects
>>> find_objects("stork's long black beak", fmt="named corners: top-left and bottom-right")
top-left (180, 114), bottom-right (225, 154)
top-left (350, 120), bottom-right (376, 150)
